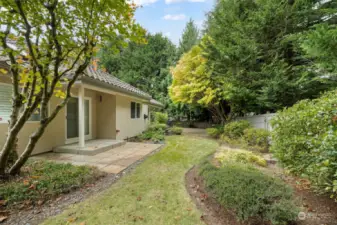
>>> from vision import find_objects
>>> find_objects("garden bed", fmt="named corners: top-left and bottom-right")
top-left (186, 157), bottom-right (337, 225)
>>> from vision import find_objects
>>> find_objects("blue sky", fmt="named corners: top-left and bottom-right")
top-left (134, 0), bottom-right (215, 45)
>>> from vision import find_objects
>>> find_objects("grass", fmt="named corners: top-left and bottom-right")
top-left (0, 160), bottom-right (104, 207)
top-left (42, 135), bottom-right (218, 225)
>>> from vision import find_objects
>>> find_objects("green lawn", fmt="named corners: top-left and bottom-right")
top-left (42, 135), bottom-right (217, 225)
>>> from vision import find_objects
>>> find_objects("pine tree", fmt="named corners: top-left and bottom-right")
top-left (176, 19), bottom-right (200, 58)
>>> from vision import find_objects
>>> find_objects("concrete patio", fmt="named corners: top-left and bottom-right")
top-left (32, 142), bottom-right (163, 174)
top-left (53, 139), bottom-right (126, 155)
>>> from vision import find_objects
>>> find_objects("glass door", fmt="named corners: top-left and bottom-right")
top-left (66, 97), bottom-right (91, 141)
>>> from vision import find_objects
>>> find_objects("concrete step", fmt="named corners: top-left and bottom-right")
top-left (53, 139), bottom-right (126, 156)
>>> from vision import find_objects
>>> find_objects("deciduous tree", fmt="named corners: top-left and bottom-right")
top-left (0, 0), bottom-right (144, 176)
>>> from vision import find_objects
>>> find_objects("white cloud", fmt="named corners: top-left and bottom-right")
top-left (165, 0), bottom-right (206, 4)
top-left (132, 0), bottom-right (158, 6)
top-left (163, 14), bottom-right (186, 20)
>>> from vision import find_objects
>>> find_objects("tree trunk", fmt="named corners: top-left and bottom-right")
top-left (9, 125), bottom-right (46, 175)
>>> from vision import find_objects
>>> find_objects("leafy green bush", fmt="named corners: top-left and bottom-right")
top-left (168, 126), bottom-right (183, 135)
top-left (148, 123), bottom-right (167, 132)
top-left (153, 112), bottom-right (168, 124)
top-left (243, 128), bottom-right (270, 152)
top-left (223, 120), bottom-right (251, 139)
top-left (0, 160), bottom-right (104, 206)
top-left (206, 128), bottom-right (222, 138)
top-left (150, 132), bottom-right (165, 143)
top-left (199, 161), bottom-right (298, 224)
top-left (215, 149), bottom-right (267, 167)
top-left (139, 123), bottom-right (167, 143)
top-left (220, 134), bottom-right (246, 147)
top-left (271, 90), bottom-right (337, 199)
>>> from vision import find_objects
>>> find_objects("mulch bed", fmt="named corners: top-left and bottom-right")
top-left (1, 145), bottom-right (164, 225)
top-left (185, 165), bottom-right (337, 225)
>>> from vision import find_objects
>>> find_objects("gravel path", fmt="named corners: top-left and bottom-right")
top-left (4, 145), bottom-right (164, 225)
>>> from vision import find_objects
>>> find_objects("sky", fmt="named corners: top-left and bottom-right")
top-left (133, 0), bottom-right (215, 45)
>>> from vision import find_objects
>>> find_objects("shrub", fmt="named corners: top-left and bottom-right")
top-left (168, 126), bottom-right (183, 135)
top-left (150, 132), bottom-right (165, 143)
top-left (243, 128), bottom-right (270, 152)
top-left (206, 128), bottom-right (222, 138)
top-left (148, 123), bottom-right (167, 132)
top-left (153, 112), bottom-right (168, 124)
top-left (139, 123), bottom-right (167, 142)
top-left (214, 149), bottom-right (267, 167)
top-left (271, 90), bottom-right (337, 199)
top-left (220, 134), bottom-right (246, 148)
top-left (0, 160), bottom-right (104, 206)
top-left (199, 161), bottom-right (298, 224)
top-left (223, 120), bottom-right (251, 139)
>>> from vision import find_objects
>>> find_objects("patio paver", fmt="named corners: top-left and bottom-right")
top-left (31, 142), bottom-right (163, 174)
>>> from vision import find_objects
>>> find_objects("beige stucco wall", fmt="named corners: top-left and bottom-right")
top-left (96, 92), bottom-right (116, 139)
top-left (0, 76), bottom-right (151, 154)
top-left (115, 95), bottom-right (149, 140)
top-left (0, 86), bottom-right (99, 155)
top-left (0, 95), bottom-right (66, 155)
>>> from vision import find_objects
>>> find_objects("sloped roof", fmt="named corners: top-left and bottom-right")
top-left (83, 66), bottom-right (151, 99)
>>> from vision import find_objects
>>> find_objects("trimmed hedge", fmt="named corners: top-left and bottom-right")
top-left (199, 161), bottom-right (298, 224)
top-left (271, 90), bottom-right (337, 199)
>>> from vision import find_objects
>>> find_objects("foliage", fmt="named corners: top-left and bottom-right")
top-left (0, 0), bottom-right (144, 175)
top-left (301, 23), bottom-right (337, 73)
top-left (148, 123), bottom-right (167, 132)
top-left (215, 149), bottom-right (267, 167)
top-left (223, 120), bottom-right (251, 139)
top-left (176, 18), bottom-right (199, 58)
top-left (243, 128), bottom-right (270, 153)
top-left (139, 122), bottom-right (167, 143)
top-left (271, 90), bottom-right (337, 199)
top-left (168, 126), bottom-right (183, 135)
top-left (206, 126), bottom-right (223, 138)
top-left (170, 42), bottom-right (229, 122)
top-left (0, 160), bottom-right (104, 206)
top-left (153, 112), bottom-right (168, 124)
top-left (199, 160), bottom-right (298, 224)
top-left (203, 0), bottom-right (337, 114)
top-left (99, 33), bottom-right (176, 109)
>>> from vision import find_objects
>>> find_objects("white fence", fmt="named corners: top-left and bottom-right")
top-left (238, 113), bottom-right (276, 131)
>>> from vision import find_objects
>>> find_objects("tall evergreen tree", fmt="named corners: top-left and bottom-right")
top-left (203, 0), bottom-right (337, 115)
top-left (99, 33), bottom-right (176, 105)
top-left (177, 19), bottom-right (200, 57)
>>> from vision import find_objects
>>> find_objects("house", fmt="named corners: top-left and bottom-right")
top-left (0, 58), bottom-right (163, 156)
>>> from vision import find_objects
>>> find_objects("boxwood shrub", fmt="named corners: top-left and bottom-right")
top-left (199, 161), bottom-right (298, 224)
top-left (200, 161), bottom-right (299, 224)
top-left (271, 90), bottom-right (337, 199)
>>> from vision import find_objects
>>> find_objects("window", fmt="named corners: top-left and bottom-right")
top-left (136, 103), bottom-right (141, 118)
top-left (0, 84), bottom-right (48, 123)
top-left (131, 102), bottom-right (136, 118)
top-left (0, 84), bottom-right (12, 123)
top-left (131, 102), bottom-right (141, 119)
